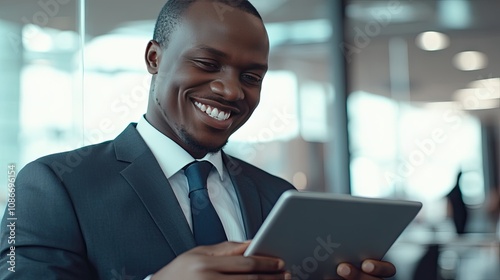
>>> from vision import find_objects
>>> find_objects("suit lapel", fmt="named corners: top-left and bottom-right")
top-left (115, 124), bottom-right (195, 256)
top-left (223, 153), bottom-right (263, 239)
top-left (114, 125), bottom-right (264, 248)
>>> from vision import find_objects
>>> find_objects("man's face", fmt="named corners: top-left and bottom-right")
top-left (145, 1), bottom-right (269, 158)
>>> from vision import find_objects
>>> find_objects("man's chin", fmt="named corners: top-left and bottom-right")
top-left (179, 127), bottom-right (227, 156)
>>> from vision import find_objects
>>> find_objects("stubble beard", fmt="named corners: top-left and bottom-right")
top-left (178, 126), bottom-right (227, 156)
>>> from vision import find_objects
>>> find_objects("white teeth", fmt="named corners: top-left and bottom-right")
top-left (194, 101), bottom-right (231, 121)
top-left (211, 108), bottom-right (219, 118)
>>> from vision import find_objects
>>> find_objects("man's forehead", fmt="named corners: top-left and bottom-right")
top-left (163, 0), bottom-right (269, 62)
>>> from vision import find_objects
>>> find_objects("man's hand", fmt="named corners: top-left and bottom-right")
top-left (151, 241), bottom-right (288, 280)
top-left (337, 259), bottom-right (396, 280)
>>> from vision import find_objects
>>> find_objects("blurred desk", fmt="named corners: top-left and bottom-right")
top-left (386, 225), bottom-right (500, 280)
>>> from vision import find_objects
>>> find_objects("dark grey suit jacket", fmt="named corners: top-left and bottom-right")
top-left (0, 124), bottom-right (295, 279)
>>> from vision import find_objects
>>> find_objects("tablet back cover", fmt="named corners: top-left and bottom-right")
top-left (245, 191), bottom-right (422, 279)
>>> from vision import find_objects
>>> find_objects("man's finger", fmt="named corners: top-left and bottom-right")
top-left (361, 259), bottom-right (396, 277)
top-left (337, 263), bottom-right (380, 280)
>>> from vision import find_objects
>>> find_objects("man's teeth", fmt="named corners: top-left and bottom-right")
top-left (194, 101), bottom-right (231, 121)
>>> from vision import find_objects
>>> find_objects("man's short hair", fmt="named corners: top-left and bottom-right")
top-left (153, 0), bottom-right (262, 48)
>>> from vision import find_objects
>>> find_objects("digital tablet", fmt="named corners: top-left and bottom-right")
top-left (244, 190), bottom-right (422, 279)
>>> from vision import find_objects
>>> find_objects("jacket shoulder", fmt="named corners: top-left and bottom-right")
top-left (33, 140), bottom-right (115, 180)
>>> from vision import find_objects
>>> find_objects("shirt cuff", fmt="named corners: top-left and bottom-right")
top-left (144, 275), bottom-right (152, 280)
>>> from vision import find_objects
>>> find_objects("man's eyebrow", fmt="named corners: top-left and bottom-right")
top-left (196, 45), bottom-right (228, 58)
top-left (195, 45), bottom-right (268, 71)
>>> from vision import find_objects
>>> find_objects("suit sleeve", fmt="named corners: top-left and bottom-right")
top-left (0, 161), bottom-right (95, 279)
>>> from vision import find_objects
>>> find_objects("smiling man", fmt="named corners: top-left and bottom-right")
top-left (144, 0), bottom-right (268, 159)
top-left (0, 0), bottom-right (395, 279)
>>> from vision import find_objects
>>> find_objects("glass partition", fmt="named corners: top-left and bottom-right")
top-left (0, 0), bottom-right (82, 212)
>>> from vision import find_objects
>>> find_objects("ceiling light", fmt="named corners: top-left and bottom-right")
top-left (454, 88), bottom-right (500, 110)
top-left (453, 51), bottom-right (488, 71)
top-left (468, 78), bottom-right (500, 99)
top-left (462, 99), bottom-right (499, 110)
top-left (422, 101), bottom-right (460, 110)
top-left (415, 31), bottom-right (450, 51)
top-left (23, 24), bottom-right (54, 52)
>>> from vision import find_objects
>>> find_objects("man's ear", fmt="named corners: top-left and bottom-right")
top-left (145, 40), bottom-right (161, 74)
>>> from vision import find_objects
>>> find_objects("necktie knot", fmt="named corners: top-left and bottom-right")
top-left (184, 161), bottom-right (213, 195)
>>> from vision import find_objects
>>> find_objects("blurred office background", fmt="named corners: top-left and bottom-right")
top-left (0, 0), bottom-right (499, 279)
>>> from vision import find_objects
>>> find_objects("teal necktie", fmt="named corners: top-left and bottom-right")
top-left (184, 161), bottom-right (227, 245)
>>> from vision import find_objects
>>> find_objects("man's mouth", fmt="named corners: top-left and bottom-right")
top-left (194, 101), bottom-right (231, 121)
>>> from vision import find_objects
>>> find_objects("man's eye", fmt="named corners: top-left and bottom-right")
top-left (195, 60), bottom-right (219, 71)
top-left (242, 73), bottom-right (262, 85)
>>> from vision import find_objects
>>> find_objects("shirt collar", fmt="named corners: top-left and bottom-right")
top-left (136, 116), bottom-right (225, 180)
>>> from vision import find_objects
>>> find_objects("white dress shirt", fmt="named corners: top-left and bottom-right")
top-left (136, 116), bottom-right (246, 242)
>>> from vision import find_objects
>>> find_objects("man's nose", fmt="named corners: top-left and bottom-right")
top-left (210, 72), bottom-right (244, 101)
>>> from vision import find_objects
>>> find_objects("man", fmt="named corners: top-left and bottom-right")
top-left (0, 0), bottom-right (396, 279)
